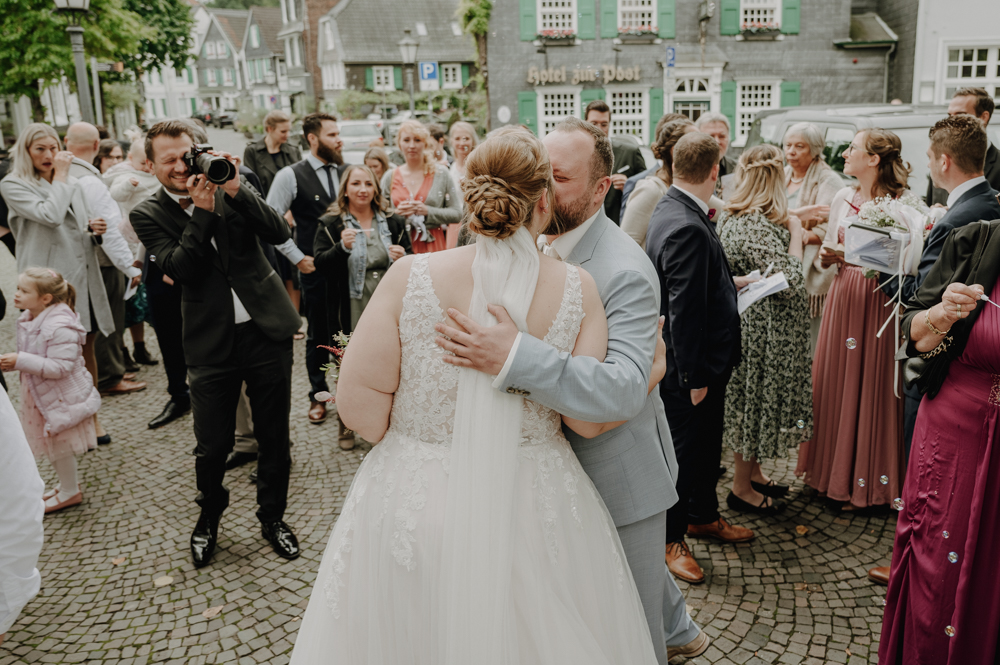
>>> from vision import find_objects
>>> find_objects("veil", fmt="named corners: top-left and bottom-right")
top-left (439, 224), bottom-right (540, 664)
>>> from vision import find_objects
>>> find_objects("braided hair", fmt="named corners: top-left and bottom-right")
top-left (861, 128), bottom-right (911, 200)
top-left (724, 144), bottom-right (789, 225)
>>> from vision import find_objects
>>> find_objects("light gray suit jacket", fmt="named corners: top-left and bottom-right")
top-left (500, 212), bottom-right (679, 528)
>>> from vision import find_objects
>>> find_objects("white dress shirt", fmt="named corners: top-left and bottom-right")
top-left (163, 189), bottom-right (252, 324)
top-left (946, 175), bottom-right (988, 208)
top-left (69, 158), bottom-right (141, 279)
top-left (266, 153), bottom-right (335, 264)
top-left (669, 184), bottom-right (711, 216)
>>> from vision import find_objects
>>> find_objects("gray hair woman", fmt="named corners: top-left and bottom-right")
top-left (782, 122), bottom-right (844, 349)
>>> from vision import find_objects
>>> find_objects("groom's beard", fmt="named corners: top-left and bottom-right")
top-left (543, 189), bottom-right (592, 236)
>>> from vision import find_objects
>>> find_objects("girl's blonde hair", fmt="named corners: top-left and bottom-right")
top-left (395, 120), bottom-right (436, 175)
top-left (21, 267), bottom-right (77, 311)
top-left (724, 144), bottom-right (789, 224)
top-left (11, 123), bottom-right (61, 181)
top-left (326, 164), bottom-right (387, 217)
top-left (449, 121), bottom-right (479, 151)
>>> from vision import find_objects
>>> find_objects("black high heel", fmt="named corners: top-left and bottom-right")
top-left (726, 491), bottom-right (785, 515)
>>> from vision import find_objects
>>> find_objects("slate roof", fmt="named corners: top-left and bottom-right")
top-left (209, 8), bottom-right (250, 51)
top-left (249, 6), bottom-right (284, 53)
top-left (332, 0), bottom-right (474, 64)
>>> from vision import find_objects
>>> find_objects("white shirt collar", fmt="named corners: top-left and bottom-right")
top-left (947, 175), bottom-right (988, 208)
top-left (670, 184), bottom-right (710, 215)
top-left (547, 208), bottom-right (601, 261)
top-left (163, 188), bottom-right (195, 217)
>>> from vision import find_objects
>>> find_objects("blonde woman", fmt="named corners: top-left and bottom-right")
top-left (783, 122), bottom-right (846, 349)
top-left (363, 146), bottom-right (390, 181)
top-left (380, 120), bottom-right (461, 253)
top-left (448, 121), bottom-right (478, 192)
top-left (717, 144), bottom-right (812, 515)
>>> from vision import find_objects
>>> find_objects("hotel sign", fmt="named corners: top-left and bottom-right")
top-left (526, 65), bottom-right (642, 86)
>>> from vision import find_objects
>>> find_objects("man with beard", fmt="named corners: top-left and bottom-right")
top-left (267, 113), bottom-right (348, 426)
top-left (433, 119), bottom-right (709, 664)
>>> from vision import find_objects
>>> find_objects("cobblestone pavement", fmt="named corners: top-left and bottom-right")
top-left (0, 246), bottom-right (895, 665)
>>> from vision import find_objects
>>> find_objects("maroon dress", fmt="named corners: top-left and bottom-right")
top-left (879, 275), bottom-right (1000, 664)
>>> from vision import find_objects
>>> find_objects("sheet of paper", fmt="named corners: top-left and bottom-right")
top-left (737, 271), bottom-right (789, 315)
top-left (124, 280), bottom-right (138, 301)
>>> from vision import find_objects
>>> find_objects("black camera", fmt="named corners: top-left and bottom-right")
top-left (183, 144), bottom-right (237, 184)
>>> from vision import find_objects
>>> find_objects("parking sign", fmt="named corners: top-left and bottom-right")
top-left (418, 61), bottom-right (439, 91)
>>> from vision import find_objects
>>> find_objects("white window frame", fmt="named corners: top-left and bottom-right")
top-left (322, 19), bottom-right (335, 51)
top-left (216, 41), bottom-right (227, 58)
top-left (607, 86), bottom-right (650, 144)
top-left (451, 21), bottom-right (463, 37)
top-left (537, 0), bottom-right (577, 34)
top-left (206, 68), bottom-right (217, 86)
top-left (322, 62), bottom-right (346, 91)
top-left (415, 21), bottom-right (428, 36)
top-left (740, 0), bottom-right (781, 30)
top-left (291, 36), bottom-right (302, 67)
top-left (223, 68), bottom-right (234, 86)
top-left (441, 63), bottom-right (462, 89)
top-left (735, 79), bottom-right (780, 141)
top-left (940, 42), bottom-right (1000, 103)
top-left (205, 41), bottom-right (216, 58)
top-left (618, 0), bottom-right (657, 32)
top-left (537, 86), bottom-right (581, 137)
top-left (373, 65), bottom-right (395, 92)
top-left (250, 25), bottom-right (260, 48)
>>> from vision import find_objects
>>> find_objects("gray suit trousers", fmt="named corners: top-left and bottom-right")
top-left (618, 511), bottom-right (700, 665)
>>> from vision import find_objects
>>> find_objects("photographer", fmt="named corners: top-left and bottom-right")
top-left (130, 120), bottom-right (301, 569)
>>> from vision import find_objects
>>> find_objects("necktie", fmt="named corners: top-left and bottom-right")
top-left (322, 164), bottom-right (335, 199)
top-left (178, 197), bottom-right (193, 210)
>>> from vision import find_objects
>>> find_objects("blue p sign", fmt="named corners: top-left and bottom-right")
top-left (419, 62), bottom-right (439, 81)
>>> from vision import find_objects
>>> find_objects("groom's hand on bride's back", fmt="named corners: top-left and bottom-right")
top-left (434, 305), bottom-right (518, 376)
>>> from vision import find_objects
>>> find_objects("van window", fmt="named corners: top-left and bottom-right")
top-left (824, 127), bottom-right (855, 173)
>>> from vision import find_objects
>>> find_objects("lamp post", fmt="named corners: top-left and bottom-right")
top-left (53, 0), bottom-right (95, 125)
top-left (397, 29), bottom-right (419, 113)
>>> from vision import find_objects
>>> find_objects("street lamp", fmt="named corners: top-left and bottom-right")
top-left (53, 0), bottom-right (95, 124)
top-left (397, 28), bottom-right (419, 113)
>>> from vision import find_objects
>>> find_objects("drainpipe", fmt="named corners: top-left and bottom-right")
top-left (883, 42), bottom-right (896, 104)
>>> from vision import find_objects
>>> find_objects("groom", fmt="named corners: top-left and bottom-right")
top-left (435, 118), bottom-right (707, 663)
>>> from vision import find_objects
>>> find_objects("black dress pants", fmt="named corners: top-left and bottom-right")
top-left (661, 370), bottom-right (731, 543)
top-left (299, 270), bottom-right (329, 401)
top-left (147, 283), bottom-right (189, 402)
top-left (95, 266), bottom-right (126, 390)
top-left (188, 321), bottom-right (293, 523)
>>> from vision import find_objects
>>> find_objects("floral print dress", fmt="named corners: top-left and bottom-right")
top-left (718, 211), bottom-right (813, 460)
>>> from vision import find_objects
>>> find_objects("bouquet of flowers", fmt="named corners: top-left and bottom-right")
top-left (846, 193), bottom-right (933, 279)
top-left (313, 331), bottom-right (352, 404)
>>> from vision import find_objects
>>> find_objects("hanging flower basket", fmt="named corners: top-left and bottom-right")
top-left (618, 25), bottom-right (658, 42)
top-left (740, 22), bottom-right (781, 40)
top-left (536, 29), bottom-right (577, 45)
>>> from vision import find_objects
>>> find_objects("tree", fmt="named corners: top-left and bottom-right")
top-left (0, 0), bottom-right (146, 121)
top-left (122, 0), bottom-right (195, 73)
top-left (204, 0), bottom-right (278, 10)
top-left (457, 0), bottom-right (492, 131)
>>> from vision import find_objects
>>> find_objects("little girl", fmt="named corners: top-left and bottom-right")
top-left (0, 268), bottom-right (102, 514)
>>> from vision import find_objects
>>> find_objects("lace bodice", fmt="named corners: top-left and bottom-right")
top-left (387, 254), bottom-right (584, 446)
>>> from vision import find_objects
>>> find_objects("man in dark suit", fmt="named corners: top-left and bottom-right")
top-left (585, 100), bottom-right (646, 225)
top-left (646, 132), bottom-right (747, 585)
top-left (867, 113), bottom-right (1000, 587)
top-left (131, 120), bottom-right (302, 568)
top-left (926, 87), bottom-right (1000, 206)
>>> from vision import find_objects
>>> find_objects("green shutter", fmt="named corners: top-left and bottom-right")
top-left (781, 0), bottom-right (800, 33)
top-left (720, 81), bottom-right (737, 140)
top-left (580, 88), bottom-right (606, 118)
top-left (520, 0), bottom-right (536, 40)
top-left (658, 0), bottom-right (675, 38)
top-left (720, 0), bottom-right (740, 34)
top-left (186, 67), bottom-right (193, 83)
top-left (394, 66), bottom-right (403, 90)
top-left (461, 63), bottom-right (470, 86)
top-left (365, 67), bottom-right (374, 90)
top-left (216, 68), bottom-right (223, 85)
top-left (649, 88), bottom-right (663, 141)
top-left (518, 91), bottom-right (538, 135)
top-left (780, 81), bottom-right (801, 107)
top-left (578, 0), bottom-right (596, 39)
top-left (600, 0), bottom-right (618, 38)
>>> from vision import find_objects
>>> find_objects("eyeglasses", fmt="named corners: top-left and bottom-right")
top-left (845, 143), bottom-right (871, 155)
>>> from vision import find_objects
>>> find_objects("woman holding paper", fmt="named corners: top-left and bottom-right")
top-left (717, 145), bottom-right (812, 515)
top-left (795, 128), bottom-right (909, 510)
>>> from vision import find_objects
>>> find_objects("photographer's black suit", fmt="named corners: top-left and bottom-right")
top-left (132, 180), bottom-right (301, 531)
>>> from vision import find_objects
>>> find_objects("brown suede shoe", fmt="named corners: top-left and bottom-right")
top-left (687, 517), bottom-right (755, 543)
top-left (665, 541), bottom-right (705, 584)
top-left (309, 400), bottom-right (327, 424)
top-left (99, 379), bottom-right (147, 396)
top-left (868, 566), bottom-right (890, 586)
top-left (667, 631), bottom-right (710, 660)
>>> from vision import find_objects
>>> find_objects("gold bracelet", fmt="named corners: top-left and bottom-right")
top-left (925, 308), bottom-right (949, 336)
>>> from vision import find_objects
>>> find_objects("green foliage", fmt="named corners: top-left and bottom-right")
top-left (457, 0), bottom-right (492, 35)
top-left (331, 89), bottom-right (487, 132)
top-left (205, 0), bottom-right (278, 9)
top-left (122, 0), bottom-right (195, 72)
top-left (102, 81), bottom-right (141, 110)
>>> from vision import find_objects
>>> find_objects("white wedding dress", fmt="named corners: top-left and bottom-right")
top-left (290, 242), bottom-right (657, 665)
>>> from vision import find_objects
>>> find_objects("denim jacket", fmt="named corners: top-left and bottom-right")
top-left (339, 211), bottom-right (394, 300)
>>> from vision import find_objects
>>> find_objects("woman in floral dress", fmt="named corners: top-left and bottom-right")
top-left (717, 145), bottom-right (812, 515)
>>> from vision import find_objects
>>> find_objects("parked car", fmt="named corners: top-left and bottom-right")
top-left (190, 110), bottom-right (216, 127)
top-left (211, 109), bottom-right (239, 129)
top-left (741, 104), bottom-right (997, 194)
top-left (338, 120), bottom-right (384, 151)
top-left (386, 110), bottom-right (448, 144)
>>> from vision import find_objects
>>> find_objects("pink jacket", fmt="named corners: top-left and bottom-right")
top-left (15, 304), bottom-right (101, 436)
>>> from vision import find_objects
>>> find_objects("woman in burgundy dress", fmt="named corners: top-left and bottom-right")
top-left (796, 129), bottom-right (909, 509)
top-left (879, 220), bottom-right (1000, 664)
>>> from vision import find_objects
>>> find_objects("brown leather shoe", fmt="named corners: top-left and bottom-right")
top-left (665, 541), bottom-right (705, 584)
top-left (687, 517), bottom-right (755, 543)
top-left (338, 419), bottom-right (355, 450)
top-left (309, 400), bottom-right (327, 424)
top-left (868, 566), bottom-right (890, 586)
top-left (100, 379), bottom-right (147, 396)
top-left (667, 631), bottom-right (710, 660)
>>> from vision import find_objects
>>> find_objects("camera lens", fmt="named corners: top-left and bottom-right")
top-left (195, 152), bottom-right (237, 184)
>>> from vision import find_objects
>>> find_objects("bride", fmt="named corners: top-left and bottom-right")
top-left (290, 128), bottom-right (659, 664)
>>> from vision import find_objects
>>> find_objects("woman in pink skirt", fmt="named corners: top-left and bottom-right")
top-left (795, 129), bottom-right (908, 509)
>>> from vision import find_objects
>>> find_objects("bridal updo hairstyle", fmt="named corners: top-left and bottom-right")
top-left (860, 128), bottom-right (911, 199)
top-left (462, 127), bottom-right (553, 240)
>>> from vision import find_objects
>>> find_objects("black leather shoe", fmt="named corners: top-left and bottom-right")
top-left (148, 399), bottom-right (191, 429)
top-left (726, 491), bottom-right (785, 516)
top-left (122, 347), bottom-right (140, 373)
top-left (225, 451), bottom-right (257, 470)
top-left (248, 468), bottom-right (257, 484)
top-left (132, 342), bottom-right (159, 366)
top-left (261, 520), bottom-right (300, 560)
top-left (96, 434), bottom-right (112, 445)
top-left (191, 511), bottom-right (220, 568)
top-left (751, 479), bottom-right (790, 498)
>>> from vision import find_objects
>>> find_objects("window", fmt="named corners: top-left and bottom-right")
top-left (216, 41), bottom-right (227, 57)
top-left (160, 99), bottom-right (168, 116)
top-left (223, 68), bottom-right (234, 85)
top-left (441, 63), bottom-right (462, 89)
top-left (618, 0), bottom-right (655, 31)
top-left (674, 101), bottom-right (709, 121)
top-left (609, 89), bottom-right (647, 144)
top-left (673, 77), bottom-right (711, 120)
top-left (250, 25), bottom-right (260, 48)
top-left (740, 0), bottom-right (780, 28)
top-left (205, 41), bottom-right (216, 58)
top-left (538, 0), bottom-right (576, 32)
top-left (943, 47), bottom-right (999, 100)
top-left (538, 89), bottom-right (580, 136)
top-left (451, 21), bottom-right (463, 36)
top-left (415, 21), bottom-right (427, 36)
top-left (323, 20), bottom-right (335, 50)
top-left (373, 65), bottom-right (394, 92)
top-left (322, 62), bottom-right (346, 90)
top-left (206, 68), bottom-right (217, 86)
top-left (736, 81), bottom-right (778, 139)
